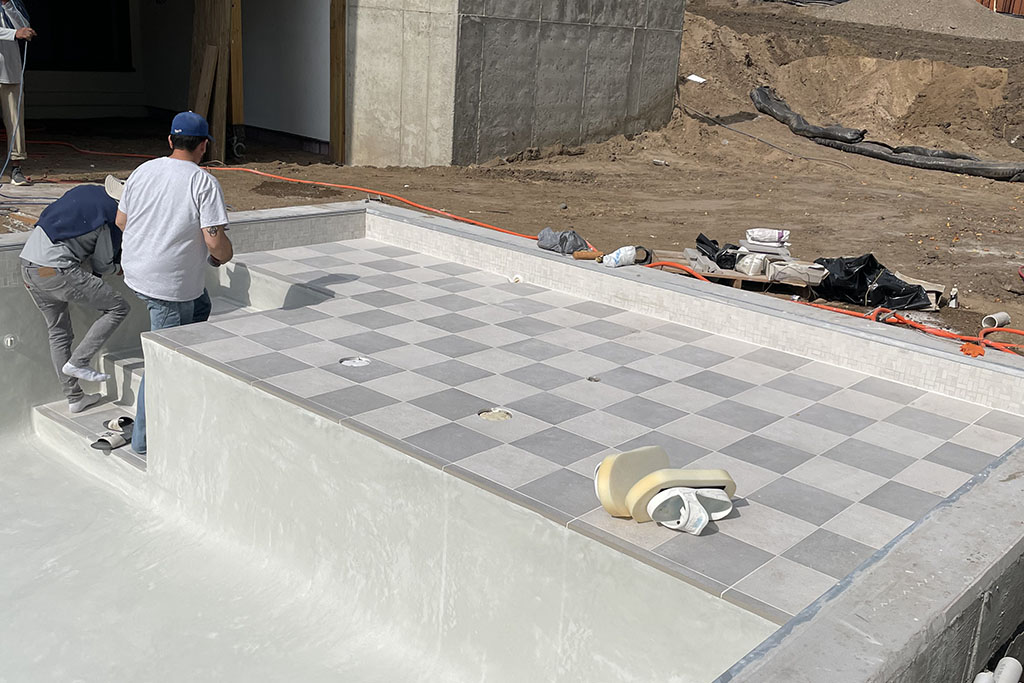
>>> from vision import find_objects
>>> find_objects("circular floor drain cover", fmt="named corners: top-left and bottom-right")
top-left (339, 356), bottom-right (371, 367)
top-left (478, 408), bottom-right (512, 421)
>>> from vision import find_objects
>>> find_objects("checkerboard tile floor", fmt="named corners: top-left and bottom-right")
top-left (151, 238), bottom-right (1024, 624)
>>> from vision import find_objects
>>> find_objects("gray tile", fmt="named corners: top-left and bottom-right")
top-left (430, 262), bottom-right (477, 276)
top-left (793, 403), bottom-right (874, 436)
top-left (499, 317), bottom-right (559, 337)
top-left (422, 312), bottom-right (487, 333)
top-left (426, 276), bottom-right (481, 293)
top-left (323, 357), bottom-right (402, 383)
top-left (342, 309), bottom-right (410, 330)
top-left (360, 273), bottom-right (414, 290)
top-left (698, 400), bottom-right (781, 432)
top-left (924, 442), bottom-right (995, 474)
top-left (418, 335), bottom-right (490, 358)
top-left (406, 423), bottom-right (500, 462)
top-left (505, 363), bottom-right (579, 390)
top-left (246, 327), bottom-right (322, 351)
top-left (352, 290), bottom-right (414, 308)
top-left (456, 444), bottom-right (561, 488)
top-left (976, 410), bottom-right (1024, 436)
top-left (513, 427), bottom-right (607, 465)
top-left (158, 322), bottom-right (236, 346)
top-left (850, 377), bottom-right (925, 404)
top-left (311, 385), bottom-right (396, 417)
top-left (332, 331), bottom-right (406, 354)
top-left (496, 297), bottom-right (553, 316)
top-left (616, 432), bottom-right (709, 467)
top-left (507, 392), bottom-right (590, 424)
top-left (743, 348), bottom-right (811, 371)
top-left (723, 435), bottom-right (815, 474)
top-left (516, 468), bottom-right (600, 517)
top-left (297, 255), bottom-right (347, 269)
top-left (574, 319), bottom-right (633, 340)
top-left (823, 439), bottom-right (915, 478)
top-left (368, 245), bottom-right (416, 257)
top-left (749, 477), bottom-right (853, 525)
top-left (679, 370), bottom-right (755, 398)
top-left (656, 530), bottom-right (773, 587)
top-left (566, 301), bottom-right (624, 317)
top-left (364, 259), bottom-right (418, 273)
top-left (597, 366), bottom-right (667, 394)
top-left (650, 323), bottom-right (709, 343)
top-left (782, 528), bottom-right (875, 579)
top-left (416, 359), bottom-right (493, 386)
top-left (502, 338), bottom-right (571, 362)
top-left (605, 397), bottom-right (684, 428)
top-left (884, 407), bottom-right (968, 440)
top-left (765, 374), bottom-right (841, 401)
top-left (424, 293), bottom-right (484, 312)
top-left (582, 341), bottom-right (650, 365)
top-left (411, 388), bottom-right (490, 420)
top-left (861, 481), bottom-right (943, 520)
top-left (228, 352), bottom-right (310, 380)
top-left (662, 345), bottom-right (731, 368)
top-left (264, 307), bottom-right (330, 325)
top-left (309, 242), bottom-right (352, 254)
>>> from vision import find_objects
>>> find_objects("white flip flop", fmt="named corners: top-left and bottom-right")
top-left (646, 487), bottom-right (734, 536)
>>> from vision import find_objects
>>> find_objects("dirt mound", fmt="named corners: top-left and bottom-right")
top-left (808, 0), bottom-right (1024, 42)
top-left (674, 14), bottom-right (1024, 159)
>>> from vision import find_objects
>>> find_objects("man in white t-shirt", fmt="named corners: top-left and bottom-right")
top-left (116, 111), bottom-right (233, 456)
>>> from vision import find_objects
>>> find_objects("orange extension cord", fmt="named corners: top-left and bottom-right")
top-left (23, 140), bottom-right (1024, 356)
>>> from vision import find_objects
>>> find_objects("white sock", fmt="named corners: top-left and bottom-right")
top-left (69, 393), bottom-right (101, 414)
top-left (62, 361), bottom-right (110, 383)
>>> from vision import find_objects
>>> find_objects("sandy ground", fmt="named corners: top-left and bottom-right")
top-left (5, 3), bottom-right (1024, 342)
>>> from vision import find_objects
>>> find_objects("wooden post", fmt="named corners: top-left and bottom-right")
top-left (229, 0), bottom-right (244, 125)
top-left (189, 0), bottom-right (231, 161)
top-left (329, 0), bottom-right (346, 164)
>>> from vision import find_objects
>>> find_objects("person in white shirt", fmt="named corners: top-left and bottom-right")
top-left (0, 0), bottom-right (34, 186)
top-left (116, 111), bottom-right (233, 456)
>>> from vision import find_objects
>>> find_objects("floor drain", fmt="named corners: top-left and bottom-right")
top-left (586, 376), bottom-right (601, 382)
top-left (478, 408), bottom-right (512, 421)
top-left (339, 356), bottom-right (371, 367)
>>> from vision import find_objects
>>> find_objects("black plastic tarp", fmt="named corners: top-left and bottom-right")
top-left (537, 228), bottom-right (588, 255)
top-left (811, 254), bottom-right (932, 310)
top-left (750, 87), bottom-right (1024, 182)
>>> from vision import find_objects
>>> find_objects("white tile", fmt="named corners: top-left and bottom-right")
top-left (854, 421), bottom-right (945, 458)
top-left (822, 503), bottom-right (913, 549)
top-left (662, 415), bottom-right (747, 452)
top-left (893, 459), bottom-right (972, 497)
top-left (720, 501), bottom-right (818, 555)
top-left (787, 457), bottom-right (887, 502)
top-left (732, 386), bottom-right (815, 417)
top-left (820, 389), bottom-right (902, 420)
top-left (732, 557), bottom-right (836, 615)
top-left (688, 452), bottom-right (779, 498)
top-left (950, 424), bottom-right (1022, 456)
top-left (910, 393), bottom-right (990, 424)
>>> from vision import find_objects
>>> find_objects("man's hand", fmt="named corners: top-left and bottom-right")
top-left (14, 27), bottom-right (35, 40)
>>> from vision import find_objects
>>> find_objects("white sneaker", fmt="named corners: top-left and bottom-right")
top-left (62, 361), bottom-right (110, 383)
top-left (69, 393), bottom-right (101, 414)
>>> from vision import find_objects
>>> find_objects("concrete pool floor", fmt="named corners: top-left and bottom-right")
top-left (0, 438), bottom-right (458, 682)
top-left (115, 236), bottom-right (1024, 625)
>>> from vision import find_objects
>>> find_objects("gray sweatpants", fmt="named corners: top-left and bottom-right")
top-left (22, 262), bottom-right (130, 404)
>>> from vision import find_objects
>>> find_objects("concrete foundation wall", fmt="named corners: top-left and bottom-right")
top-left (451, 0), bottom-right (685, 164)
top-left (143, 341), bottom-right (776, 682)
top-left (346, 0), bottom-right (459, 167)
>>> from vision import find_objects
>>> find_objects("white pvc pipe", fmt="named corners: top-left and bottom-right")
top-left (994, 656), bottom-right (1023, 683)
top-left (974, 672), bottom-right (995, 683)
top-left (982, 311), bottom-right (1012, 329)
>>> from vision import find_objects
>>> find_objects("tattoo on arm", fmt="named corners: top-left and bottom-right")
top-left (205, 226), bottom-right (220, 237)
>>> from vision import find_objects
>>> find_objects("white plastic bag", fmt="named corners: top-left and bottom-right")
top-left (746, 228), bottom-right (791, 245)
top-left (603, 246), bottom-right (637, 268)
top-left (735, 254), bottom-right (767, 276)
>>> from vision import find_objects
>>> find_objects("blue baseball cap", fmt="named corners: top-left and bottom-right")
top-left (170, 111), bottom-right (213, 142)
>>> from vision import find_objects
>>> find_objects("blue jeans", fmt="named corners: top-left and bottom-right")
top-left (132, 289), bottom-right (211, 455)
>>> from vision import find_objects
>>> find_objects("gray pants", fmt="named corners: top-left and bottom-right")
top-left (22, 262), bottom-right (130, 403)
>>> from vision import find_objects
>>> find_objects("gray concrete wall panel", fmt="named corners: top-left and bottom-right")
top-left (451, 3), bottom-right (684, 163)
top-left (476, 19), bottom-right (542, 162)
top-left (533, 23), bottom-right (590, 149)
top-left (541, 0), bottom-right (591, 23)
top-left (452, 16), bottom-right (485, 165)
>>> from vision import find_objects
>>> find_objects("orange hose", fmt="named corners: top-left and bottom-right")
top-left (645, 261), bottom-right (712, 282)
top-left (799, 301), bottom-right (1024, 355)
top-left (27, 140), bottom-right (156, 160)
